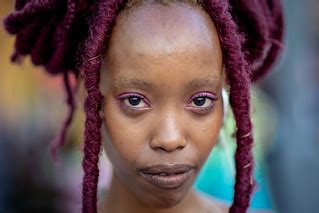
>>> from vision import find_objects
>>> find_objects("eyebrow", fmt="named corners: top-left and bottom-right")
top-left (113, 77), bottom-right (155, 90)
top-left (113, 76), bottom-right (219, 91)
top-left (185, 77), bottom-right (219, 90)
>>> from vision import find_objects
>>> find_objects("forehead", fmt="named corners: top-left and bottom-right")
top-left (103, 2), bottom-right (222, 85)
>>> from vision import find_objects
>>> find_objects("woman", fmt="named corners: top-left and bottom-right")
top-left (3, 0), bottom-right (284, 212)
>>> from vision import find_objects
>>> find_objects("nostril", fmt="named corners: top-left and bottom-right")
top-left (151, 141), bottom-right (186, 153)
top-left (177, 145), bottom-right (184, 150)
top-left (155, 147), bottom-right (166, 152)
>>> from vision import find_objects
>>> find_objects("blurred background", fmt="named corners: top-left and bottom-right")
top-left (0, 0), bottom-right (318, 212)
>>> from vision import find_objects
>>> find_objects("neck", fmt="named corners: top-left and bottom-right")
top-left (101, 172), bottom-right (207, 213)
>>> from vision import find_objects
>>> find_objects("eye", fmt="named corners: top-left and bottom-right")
top-left (123, 96), bottom-right (147, 107)
top-left (190, 97), bottom-right (212, 108)
top-left (117, 93), bottom-right (150, 111)
top-left (187, 92), bottom-right (217, 113)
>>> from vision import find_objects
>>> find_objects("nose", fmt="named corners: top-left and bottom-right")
top-left (150, 114), bottom-right (187, 152)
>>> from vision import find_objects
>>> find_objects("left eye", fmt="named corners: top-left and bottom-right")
top-left (189, 97), bottom-right (213, 108)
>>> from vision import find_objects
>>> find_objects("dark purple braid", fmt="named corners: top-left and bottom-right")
top-left (4, 0), bottom-right (62, 34)
top-left (44, 0), bottom-right (78, 74)
top-left (50, 71), bottom-right (76, 162)
top-left (10, 20), bottom-right (45, 62)
top-left (46, 0), bottom-right (82, 160)
top-left (229, 0), bottom-right (284, 81)
top-left (251, 0), bottom-right (284, 81)
top-left (204, 1), bottom-right (254, 212)
top-left (229, 0), bottom-right (269, 63)
top-left (14, 0), bottom-right (29, 10)
top-left (4, 0), bottom-right (90, 161)
top-left (77, 0), bottom-right (125, 211)
top-left (30, 17), bottom-right (58, 65)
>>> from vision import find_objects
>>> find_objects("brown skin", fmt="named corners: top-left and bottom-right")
top-left (97, 2), bottom-right (225, 213)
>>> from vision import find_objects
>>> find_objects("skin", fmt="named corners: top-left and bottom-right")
top-left (95, 2), bottom-right (225, 213)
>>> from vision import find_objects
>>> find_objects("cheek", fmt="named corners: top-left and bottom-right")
top-left (102, 97), bottom-right (150, 167)
top-left (188, 99), bottom-right (223, 163)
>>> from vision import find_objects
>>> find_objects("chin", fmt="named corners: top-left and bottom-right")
top-left (150, 193), bottom-right (184, 208)
top-left (140, 186), bottom-right (190, 209)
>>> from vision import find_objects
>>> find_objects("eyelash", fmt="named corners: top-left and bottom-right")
top-left (117, 92), bottom-right (217, 113)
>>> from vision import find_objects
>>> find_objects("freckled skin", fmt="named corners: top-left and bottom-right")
top-left (99, 3), bottom-right (224, 213)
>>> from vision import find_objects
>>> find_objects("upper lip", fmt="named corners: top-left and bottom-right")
top-left (139, 164), bottom-right (195, 175)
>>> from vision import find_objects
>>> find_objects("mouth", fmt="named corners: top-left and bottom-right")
top-left (139, 164), bottom-right (195, 189)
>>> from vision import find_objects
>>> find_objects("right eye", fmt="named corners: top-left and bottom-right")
top-left (123, 96), bottom-right (148, 108)
top-left (117, 93), bottom-right (150, 111)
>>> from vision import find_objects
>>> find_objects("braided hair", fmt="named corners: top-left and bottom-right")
top-left (3, 0), bottom-right (284, 212)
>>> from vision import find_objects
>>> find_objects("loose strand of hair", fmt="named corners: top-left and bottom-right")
top-left (50, 71), bottom-right (76, 162)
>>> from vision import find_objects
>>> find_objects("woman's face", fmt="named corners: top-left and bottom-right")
top-left (100, 3), bottom-right (223, 208)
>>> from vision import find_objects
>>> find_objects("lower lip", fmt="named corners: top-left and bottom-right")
top-left (140, 170), bottom-right (193, 189)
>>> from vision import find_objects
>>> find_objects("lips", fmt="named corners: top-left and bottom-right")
top-left (139, 164), bottom-right (195, 189)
